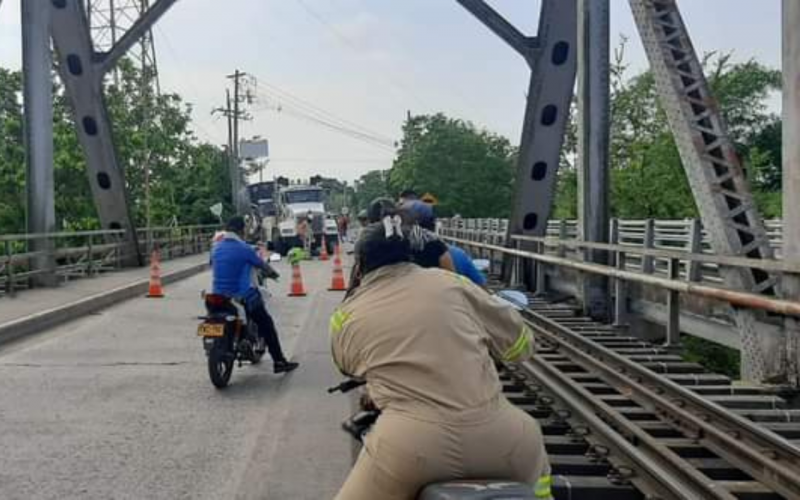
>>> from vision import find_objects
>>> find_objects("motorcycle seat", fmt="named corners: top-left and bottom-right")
top-left (418, 481), bottom-right (535, 500)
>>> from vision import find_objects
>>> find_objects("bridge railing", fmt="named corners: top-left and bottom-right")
top-left (439, 218), bottom-right (784, 286)
top-left (0, 225), bottom-right (219, 297)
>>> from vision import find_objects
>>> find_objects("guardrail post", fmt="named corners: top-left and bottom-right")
top-left (642, 219), bottom-right (655, 274)
top-left (665, 257), bottom-right (681, 346)
top-left (610, 219), bottom-right (627, 326)
top-left (509, 240), bottom-right (521, 288)
top-left (558, 220), bottom-right (567, 257)
top-left (5, 241), bottom-right (15, 296)
top-left (535, 242), bottom-right (547, 295)
top-left (686, 218), bottom-right (703, 282)
top-left (87, 234), bottom-right (94, 277)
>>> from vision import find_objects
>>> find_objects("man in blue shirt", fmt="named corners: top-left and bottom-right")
top-left (211, 216), bottom-right (298, 374)
top-left (448, 244), bottom-right (487, 286)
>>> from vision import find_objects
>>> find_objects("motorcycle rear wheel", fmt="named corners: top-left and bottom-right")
top-left (208, 343), bottom-right (234, 389)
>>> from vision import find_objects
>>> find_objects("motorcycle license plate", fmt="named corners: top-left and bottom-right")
top-left (197, 323), bottom-right (224, 338)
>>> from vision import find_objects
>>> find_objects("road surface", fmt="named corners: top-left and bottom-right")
top-left (0, 259), bottom-right (352, 500)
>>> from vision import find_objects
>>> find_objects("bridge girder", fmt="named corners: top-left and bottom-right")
top-left (629, 0), bottom-right (782, 383)
top-left (48, 0), bottom-right (176, 266)
top-left (456, 0), bottom-right (579, 290)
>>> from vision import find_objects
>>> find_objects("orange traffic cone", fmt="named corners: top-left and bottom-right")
top-left (319, 241), bottom-right (329, 261)
top-left (288, 263), bottom-right (307, 297)
top-left (146, 250), bottom-right (164, 298)
top-left (329, 253), bottom-right (347, 291)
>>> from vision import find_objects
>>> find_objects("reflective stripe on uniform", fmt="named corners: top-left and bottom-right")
top-left (502, 325), bottom-right (533, 362)
top-left (450, 272), bottom-right (471, 286)
top-left (533, 475), bottom-right (552, 498)
top-left (330, 309), bottom-right (352, 335)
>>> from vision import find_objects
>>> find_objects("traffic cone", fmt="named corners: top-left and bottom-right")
top-left (146, 249), bottom-right (164, 298)
top-left (319, 241), bottom-right (329, 261)
top-left (329, 253), bottom-right (347, 291)
top-left (288, 263), bottom-right (307, 297)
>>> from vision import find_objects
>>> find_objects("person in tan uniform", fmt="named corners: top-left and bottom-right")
top-left (330, 217), bottom-right (551, 500)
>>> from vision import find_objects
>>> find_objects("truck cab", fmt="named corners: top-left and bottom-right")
top-left (272, 185), bottom-right (338, 255)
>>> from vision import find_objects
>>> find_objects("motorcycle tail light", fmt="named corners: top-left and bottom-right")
top-left (204, 294), bottom-right (230, 308)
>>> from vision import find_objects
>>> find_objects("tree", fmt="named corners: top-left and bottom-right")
top-left (553, 40), bottom-right (782, 220)
top-left (0, 60), bottom-right (232, 235)
top-left (388, 113), bottom-right (516, 218)
top-left (353, 170), bottom-right (389, 211)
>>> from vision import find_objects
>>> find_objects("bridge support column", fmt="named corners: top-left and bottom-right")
top-left (782, 0), bottom-right (800, 387)
top-left (22, 0), bottom-right (57, 287)
top-left (577, 0), bottom-right (610, 320)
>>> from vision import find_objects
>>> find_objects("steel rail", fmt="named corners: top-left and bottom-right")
top-left (442, 235), bottom-right (800, 317)
top-left (522, 309), bottom-right (800, 498)
top-left (520, 357), bottom-right (737, 499)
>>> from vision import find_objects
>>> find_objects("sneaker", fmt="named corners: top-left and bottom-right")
top-left (274, 360), bottom-right (299, 374)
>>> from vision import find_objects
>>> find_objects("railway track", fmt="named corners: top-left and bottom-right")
top-left (500, 295), bottom-right (800, 500)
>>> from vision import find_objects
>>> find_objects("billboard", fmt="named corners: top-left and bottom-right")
top-left (240, 138), bottom-right (269, 160)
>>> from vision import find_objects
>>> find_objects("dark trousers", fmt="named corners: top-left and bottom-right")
top-left (246, 300), bottom-right (286, 363)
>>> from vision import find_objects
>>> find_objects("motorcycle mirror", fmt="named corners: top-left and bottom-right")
top-left (493, 290), bottom-right (529, 310)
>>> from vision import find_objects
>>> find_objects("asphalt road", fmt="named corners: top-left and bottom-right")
top-left (0, 259), bottom-right (352, 500)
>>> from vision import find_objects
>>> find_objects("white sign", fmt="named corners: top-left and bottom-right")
top-left (210, 203), bottom-right (223, 217)
top-left (240, 138), bottom-right (269, 160)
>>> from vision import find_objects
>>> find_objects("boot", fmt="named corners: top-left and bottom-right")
top-left (274, 360), bottom-right (299, 374)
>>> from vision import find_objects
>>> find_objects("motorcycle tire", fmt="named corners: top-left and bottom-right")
top-left (208, 343), bottom-right (234, 389)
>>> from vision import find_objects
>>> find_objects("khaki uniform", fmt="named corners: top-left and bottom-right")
top-left (330, 263), bottom-right (551, 500)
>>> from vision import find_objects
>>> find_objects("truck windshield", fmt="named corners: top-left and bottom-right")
top-left (285, 190), bottom-right (323, 204)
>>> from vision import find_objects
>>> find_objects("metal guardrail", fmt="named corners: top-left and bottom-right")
top-left (0, 225), bottom-right (219, 297)
top-left (439, 218), bottom-right (785, 285)
top-left (439, 219), bottom-right (798, 350)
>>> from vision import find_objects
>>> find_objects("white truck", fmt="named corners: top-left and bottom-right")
top-left (270, 184), bottom-right (339, 255)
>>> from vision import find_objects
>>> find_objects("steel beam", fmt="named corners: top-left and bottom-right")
top-left (508, 0), bottom-right (578, 288)
top-left (629, 0), bottom-right (779, 383)
top-left (97, 0), bottom-right (177, 74)
top-left (22, 0), bottom-right (57, 286)
top-left (577, 0), bottom-right (611, 319)
top-left (782, 0), bottom-right (800, 387)
top-left (50, 1), bottom-right (141, 265)
top-left (456, 0), bottom-right (576, 289)
top-left (454, 0), bottom-right (538, 64)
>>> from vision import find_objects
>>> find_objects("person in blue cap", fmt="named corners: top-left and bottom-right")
top-left (400, 198), bottom-right (486, 286)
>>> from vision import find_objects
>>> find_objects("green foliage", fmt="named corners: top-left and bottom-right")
top-left (554, 42), bottom-right (782, 220)
top-left (0, 60), bottom-right (232, 235)
top-left (353, 169), bottom-right (390, 210)
top-left (388, 113), bottom-right (516, 218)
top-left (681, 335), bottom-right (740, 379)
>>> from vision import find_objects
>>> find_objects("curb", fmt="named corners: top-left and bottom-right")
top-left (0, 262), bottom-right (209, 347)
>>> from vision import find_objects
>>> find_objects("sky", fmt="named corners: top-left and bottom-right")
top-left (0, 0), bottom-right (783, 184)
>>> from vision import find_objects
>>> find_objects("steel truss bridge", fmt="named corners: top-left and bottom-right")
top-left (3, 1), bottom-right (800, 498)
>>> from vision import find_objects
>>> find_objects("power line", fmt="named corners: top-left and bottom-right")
top-left (251, 74), bottom-right (395, 143)
top-left (255, 102), bottom-right (395, 152)
top-left (249, 79), bottom-right (397, 151)
top-left (153, 25), bottom-right (224, 145)
top-left (292, 0), bottom-right (431, 110)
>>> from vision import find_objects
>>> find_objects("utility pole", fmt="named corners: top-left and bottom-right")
top-left (213, 72), bottom-right (254, 215)
top-left (227, 70), bottom-right (253, 214)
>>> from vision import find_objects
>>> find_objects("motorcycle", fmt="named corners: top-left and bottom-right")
top-left (328, 379), bottom-right (538, 500)
top-left (198, 254), bottom-right (279, 388)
